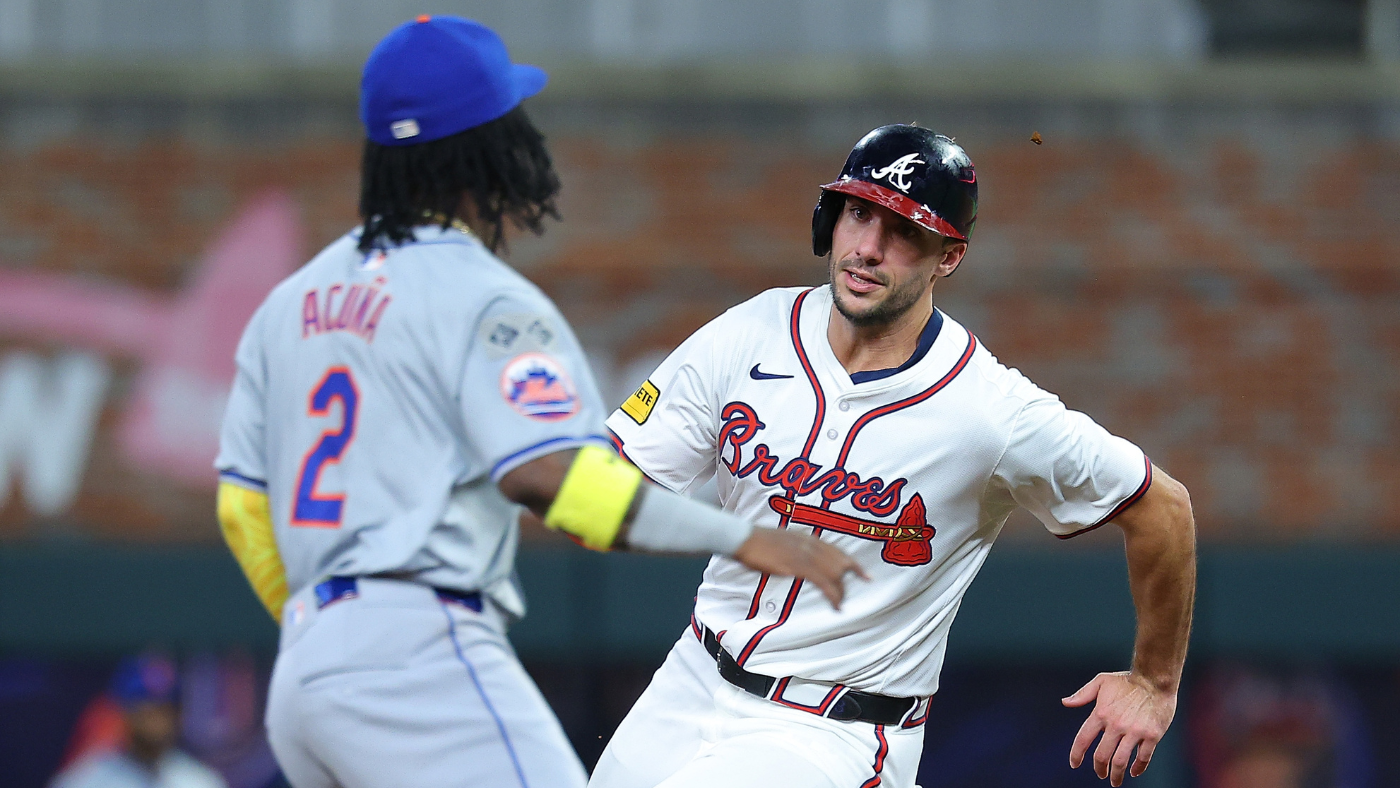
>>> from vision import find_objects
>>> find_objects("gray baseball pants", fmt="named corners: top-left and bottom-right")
top-left (266, 576), bottom-right (587, 788)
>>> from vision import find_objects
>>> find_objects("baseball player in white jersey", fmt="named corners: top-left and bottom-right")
top-left (212, 17), bottom-right (860, 788)
top-left (592, 125), bottom-right (1197, 788)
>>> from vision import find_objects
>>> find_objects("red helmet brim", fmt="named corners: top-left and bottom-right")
top-left (819, 178), bottom-right (967, 242)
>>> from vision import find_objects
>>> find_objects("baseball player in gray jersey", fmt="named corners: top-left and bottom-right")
top-left (214, 16), bottom-right (861, 788)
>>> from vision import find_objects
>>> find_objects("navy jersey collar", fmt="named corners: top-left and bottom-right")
top-left (848, 308), bottom-right (944, 384)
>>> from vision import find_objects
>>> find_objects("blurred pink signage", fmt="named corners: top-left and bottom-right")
top-left (0, 193), bottom-right (301, 514)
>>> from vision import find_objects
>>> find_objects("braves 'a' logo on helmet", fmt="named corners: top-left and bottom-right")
top-left (870, 153), bottom-right (925, 192)
top-left (812, 125), bottom-right (979, 255)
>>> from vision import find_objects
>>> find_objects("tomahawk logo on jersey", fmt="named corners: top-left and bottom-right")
top-left (607, 285), bottom-right (1150, 698)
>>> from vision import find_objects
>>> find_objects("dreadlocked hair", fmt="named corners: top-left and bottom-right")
top-left (358, 105), bottom-right (561, 255)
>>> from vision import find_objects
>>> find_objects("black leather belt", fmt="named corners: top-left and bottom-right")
top-left (699, 625), bottom-right (917, 726)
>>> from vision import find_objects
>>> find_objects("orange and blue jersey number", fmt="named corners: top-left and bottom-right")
top-left (293, 367), bottom-right (358, 527)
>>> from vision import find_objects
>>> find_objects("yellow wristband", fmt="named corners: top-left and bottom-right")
top-left (543, 445), bottom-right (643, 551)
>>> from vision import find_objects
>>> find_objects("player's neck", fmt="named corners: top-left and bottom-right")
top-left (826, 299), bottom-right (934, 376)
top-left (450, 195), bottom-right (493, 243)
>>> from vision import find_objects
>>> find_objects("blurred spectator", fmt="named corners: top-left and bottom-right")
top-left (56, 692), bottom-right (127, 771)
top-left (48, 654), bottom-right (227, 788)
top-left (1189, 664), bottom-right (1375, 788)
top-left (178, 653), bottom-right (281, 788)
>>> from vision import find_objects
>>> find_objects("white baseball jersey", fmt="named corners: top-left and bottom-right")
top-left (606, 285), bottom-right (1150, 699)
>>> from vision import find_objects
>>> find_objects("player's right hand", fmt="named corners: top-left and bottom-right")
top-left (731, 528), bottom-right (867, 609)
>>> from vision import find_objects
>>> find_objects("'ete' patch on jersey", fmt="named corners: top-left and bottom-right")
top-left (501, 353), bottom-right (580, 422)
top-left (621, 380), bottom-right (660, 424)
top-left (481, 312), bottom-right (557, 359)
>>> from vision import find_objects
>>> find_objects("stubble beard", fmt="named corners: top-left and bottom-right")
top-left (827, 254), bottom-right (928, 328)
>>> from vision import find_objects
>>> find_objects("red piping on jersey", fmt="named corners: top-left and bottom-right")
top-left (1056, 454), bottom-right (1153, 539)
top-left (788, 290), bottom-right (829, 462)
top-left (736, 331), bottom-right (978, 667)
top-left (742, 288), bottom-right (828, 622)
top-left (858, 725), bottom-right (889, 788)
top-left (607, 429), bottom-right (663, 487)
top-left (835, 334), bottom-right (977, 467)
top-left (769, 676), bottom-right (847, 715)
top-left (901, 698), bottom-right (930, 728)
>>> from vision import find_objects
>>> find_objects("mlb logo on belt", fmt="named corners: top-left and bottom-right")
top-left (500, 353), bottom-right (580, 421)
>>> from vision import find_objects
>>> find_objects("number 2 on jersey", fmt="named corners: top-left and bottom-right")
top-left (293, 367), bottom-right (359, 527)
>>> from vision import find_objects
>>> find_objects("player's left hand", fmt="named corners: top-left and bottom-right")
top-left (1062, 671), bottom-right (1176, 787)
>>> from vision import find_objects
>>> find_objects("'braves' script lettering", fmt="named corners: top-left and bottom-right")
top-left (719, 401), bottom-right (906, 518)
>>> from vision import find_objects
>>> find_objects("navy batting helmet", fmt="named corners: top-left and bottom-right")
top-left (812, 125), bottom-right (978, 257)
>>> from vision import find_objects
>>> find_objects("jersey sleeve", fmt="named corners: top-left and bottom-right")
top-left (459, 291), bottom-right (609, 482)
top-left (605, 314), bottom-right (730, 496)
top-left (991, 391), bottom-right (1152, 538)
top-left (215, 303), bottom-right (270, 490)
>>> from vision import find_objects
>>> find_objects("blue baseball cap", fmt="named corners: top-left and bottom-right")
top-left (360, 15), bottom-right (547, 146)
top-left (110, 653), bottom-right (179, 709)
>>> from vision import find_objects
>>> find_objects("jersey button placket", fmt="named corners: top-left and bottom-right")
top-left (828, 399), bottom-right (856, 441)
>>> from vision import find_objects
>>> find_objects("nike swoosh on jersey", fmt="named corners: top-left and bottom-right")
top-left (749, 364), bottom-right (794, 380)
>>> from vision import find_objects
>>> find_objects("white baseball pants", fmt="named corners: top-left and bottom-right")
top-left (590, 629), bottom-right (925, 788)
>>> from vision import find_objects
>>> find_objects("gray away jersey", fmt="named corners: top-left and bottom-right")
top-left (215, 225), bottom-right (609, 617)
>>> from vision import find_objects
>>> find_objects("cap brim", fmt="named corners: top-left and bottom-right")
top-left (819, 178), bottom-right (966, 241)
top-left (512, 64), bottom-right (548, 103)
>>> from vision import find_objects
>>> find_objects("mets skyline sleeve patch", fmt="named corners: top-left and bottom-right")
top-left (499, 352), bottom-right (582, 422)
top-left (462, 293), bottom-right (608, 482)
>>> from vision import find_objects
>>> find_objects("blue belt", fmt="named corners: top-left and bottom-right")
top-left (314, 576), bottom-right (482, 612)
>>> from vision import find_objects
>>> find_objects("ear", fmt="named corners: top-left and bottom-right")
top-left (935, 241), bottom-right (967, 277)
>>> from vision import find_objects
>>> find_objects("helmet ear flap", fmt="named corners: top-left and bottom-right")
top-left (811, 191), bottom-right (844, 257)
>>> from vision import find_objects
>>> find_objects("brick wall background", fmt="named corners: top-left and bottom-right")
top-left (0, 100), bottom-right (1396, 543)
